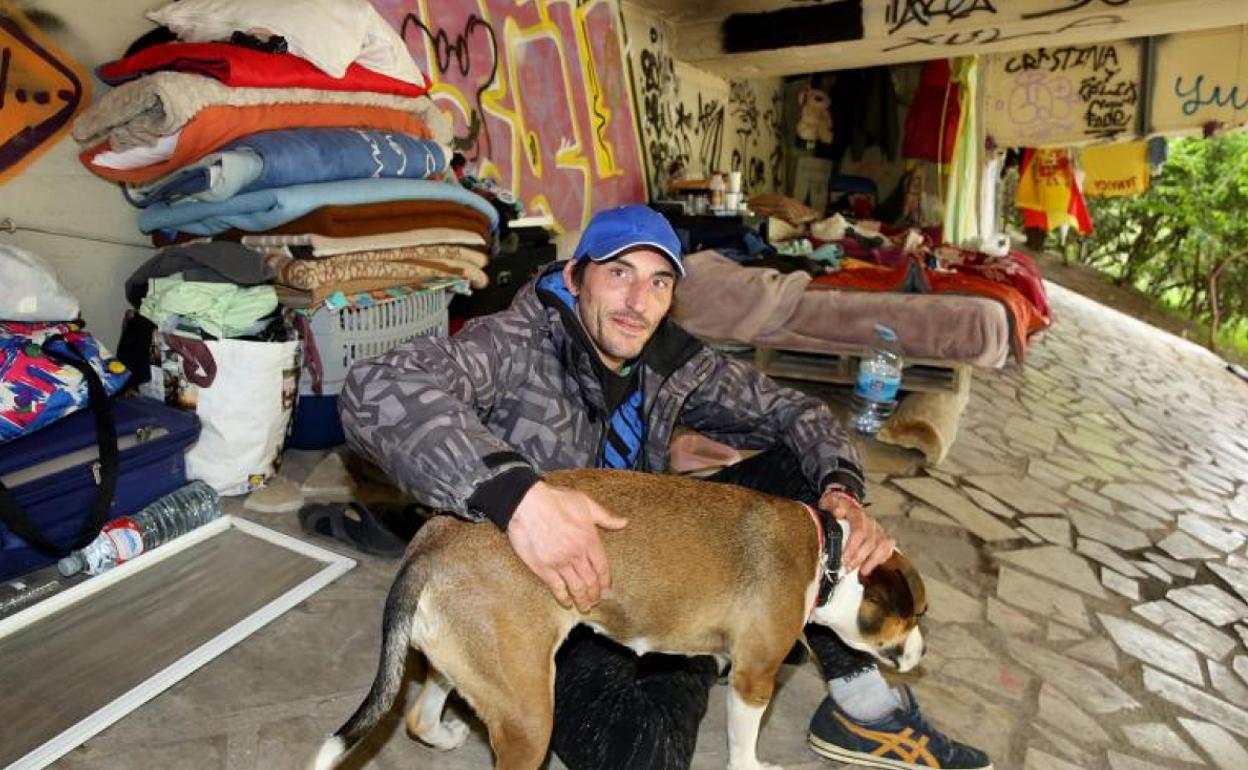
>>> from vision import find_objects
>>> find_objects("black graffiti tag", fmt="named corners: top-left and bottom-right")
top-left (885, 0), bottom-right (998, 35)
top-left (1004, 44), bottom-right (1119, 74)
top-left (1174, 74), bottom-right (1248, 117)
top-left (400, 13), bottom-right (499, 159)
top-left (883, 13), bottom-right (1124, 53)
top-left (1021, 0), bottom-right (1130, 21)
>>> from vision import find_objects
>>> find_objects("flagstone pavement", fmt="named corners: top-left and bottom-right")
top-left (54, 282), bottom-right (1248, 770)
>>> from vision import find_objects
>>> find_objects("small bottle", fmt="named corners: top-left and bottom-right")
top-left (58, 481), bottom-right (223, 577)
top-left (709, 174), bottom-right (725, 210)
top-left (849, 325), bottom-right (903, 436)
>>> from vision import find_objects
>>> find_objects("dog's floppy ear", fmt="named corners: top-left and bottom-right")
top-left (887, 550), bottom-right (926, 617)
top-left (860, 550), bottom-right (926, 620)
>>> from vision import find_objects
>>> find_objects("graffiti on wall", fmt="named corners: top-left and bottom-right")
top-left (1150, 26), bottom-right (1248, 133)
top-left (372, 0), bottom-right (645, 230)
top-left (872, 0), bottom-right (1130, 55)
top-left (0, 1), bottom-right (90, 185)
top-left (884, 0), bottom-right (999, 35)
top-left (729, 81), bottom-right (784, 193)
top-left (1173, 76), bottom-right (1248, 117)
top-left (626, 17), bottom-right (783, 197)
top-left (984, 40), bottom-right (1140, 147)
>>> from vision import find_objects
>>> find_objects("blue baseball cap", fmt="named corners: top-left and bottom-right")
top-left (573, 205), bottom-right (685, 277)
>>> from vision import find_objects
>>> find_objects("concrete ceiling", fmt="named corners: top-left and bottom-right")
top-left (631, 0), bottom-right (1248, 78)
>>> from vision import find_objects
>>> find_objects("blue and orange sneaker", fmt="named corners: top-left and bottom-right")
top-left (808, 687), bottom-right (993, 769)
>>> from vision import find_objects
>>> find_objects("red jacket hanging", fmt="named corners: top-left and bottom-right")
top-left (902, 59), bottom-right (961, 164)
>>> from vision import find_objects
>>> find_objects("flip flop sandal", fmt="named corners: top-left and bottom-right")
top-left (297, 502), bottom-right (407, 558)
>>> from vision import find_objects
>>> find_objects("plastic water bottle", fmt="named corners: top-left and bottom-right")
top-left (57, 481), bottom-right (222, 577)
top-left (850, 325), bottom-right (903, 436)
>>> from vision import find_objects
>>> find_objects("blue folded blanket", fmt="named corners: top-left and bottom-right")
top-left (127, 128), bottom-right (450, 207)
top-left (139, 178), bottom-right (500, 235)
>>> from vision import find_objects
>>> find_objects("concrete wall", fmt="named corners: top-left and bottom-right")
top-left (983, 41), bottom-right (1144, 148)
top-left (1151, 24), bottom-right (1248, 134)
top-left (983, 25), bottom-right (1248, 147)
top-left (620, 3), bottom-right (785, 197)
top-left (0, 0), bottom-right (157, 349)
top-left (371, 0), bottom-right (648, 232)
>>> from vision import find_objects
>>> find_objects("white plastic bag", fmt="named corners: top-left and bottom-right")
top-left (0, 244), bottom-right (81, 322)
top-left (142, 336), bottom-right (298, 495)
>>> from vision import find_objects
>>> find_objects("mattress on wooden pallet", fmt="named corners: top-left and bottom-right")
top-left (672, 251), bottom-right (1011, 370)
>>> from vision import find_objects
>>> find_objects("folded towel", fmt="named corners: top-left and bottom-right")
top-left (82, 103), bottom-right (434, 183)
top-left (263, 200), bottom-right (494, 241)
top-left (72, 71), bottom-right (437, 150)
top-left (139, 178), bottom-right (500, 235)
top-left (126, 128), bottom-right (450, 206)
top-left (266, 245), bottom-right (488, 290)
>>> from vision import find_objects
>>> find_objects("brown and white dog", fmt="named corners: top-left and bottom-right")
top-left (310, 469), bottom-right (927, 770)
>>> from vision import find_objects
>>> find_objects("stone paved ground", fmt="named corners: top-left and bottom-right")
top-left (868, 282), bottom-right (1248, 770)
top-left (49, 281), bottom-right (1248, 770)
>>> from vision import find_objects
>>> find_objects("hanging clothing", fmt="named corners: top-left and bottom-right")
top-left (902, 59), bottom-right (961, 164)
top-left (942, 57), bottom-right (982, 246)
top-left (1080, 141), bottom-right (1150, 197)
top-left (1016, 148), bottom-right (1093, 234)
top-left (829, 67), bottom-right (900, 163)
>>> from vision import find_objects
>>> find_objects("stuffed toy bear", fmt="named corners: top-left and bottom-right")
top-left (796, 87), bottom-right (834, 145)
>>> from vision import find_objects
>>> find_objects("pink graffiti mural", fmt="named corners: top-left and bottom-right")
top-left (371, 0), bottom-right (647, 231)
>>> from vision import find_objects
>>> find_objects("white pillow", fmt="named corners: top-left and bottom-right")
top-left (146, 0), bottom-right (427, 87)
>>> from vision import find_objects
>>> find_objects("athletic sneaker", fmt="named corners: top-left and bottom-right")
top-left (808, 687), bottom-right (993, 769)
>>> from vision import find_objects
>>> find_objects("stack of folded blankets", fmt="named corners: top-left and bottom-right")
top-left (72, 0), bottom-right (497, 311)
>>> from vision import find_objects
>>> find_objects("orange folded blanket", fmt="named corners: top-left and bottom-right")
top-left (81, 103), bottom-right (431, 183)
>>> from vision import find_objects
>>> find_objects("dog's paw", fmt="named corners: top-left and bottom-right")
top-left (727, 762), bottom-right (783, 770)
top-left (413, 717), bottom-right (470, 751)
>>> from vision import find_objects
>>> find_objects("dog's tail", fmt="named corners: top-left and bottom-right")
top-left (310, 560), bottom-right (422, 770)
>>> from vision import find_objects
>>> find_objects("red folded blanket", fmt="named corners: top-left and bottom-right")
top-left (945, 247), bottom-right (1052, 324)
top-left (98, 42), bottom-right (427, 97)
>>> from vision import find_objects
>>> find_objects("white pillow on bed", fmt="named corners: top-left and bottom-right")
top-left (145, 0), bottom-right (427, 86)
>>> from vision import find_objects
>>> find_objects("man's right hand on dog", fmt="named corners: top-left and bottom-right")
top-left (507, 481), bottom-right (629, 612)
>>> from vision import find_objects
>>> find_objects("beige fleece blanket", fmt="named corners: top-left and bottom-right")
top-left (671, 251), bottom-right (811, 341)
top-left (266, 245), bottom-right (488, 291)
top-left (73, 72), bottom-right (450, 150)
top-left (242, 227), bottom-right (487, 257)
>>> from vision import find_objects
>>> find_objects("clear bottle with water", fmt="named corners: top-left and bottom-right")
top-left (850, 325), bottom-right (903, 436)
top-left (58, 480), bottom-right (222, 577)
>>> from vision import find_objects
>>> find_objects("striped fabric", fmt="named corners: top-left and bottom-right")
top-left (600, 389), bottom-right (644, 470)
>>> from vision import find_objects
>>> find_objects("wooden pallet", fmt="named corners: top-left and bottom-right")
top-left (753, 346), bottom-right (970, 394)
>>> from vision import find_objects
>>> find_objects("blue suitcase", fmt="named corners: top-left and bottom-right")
top-left (0, 396), bottom-right (200, 581)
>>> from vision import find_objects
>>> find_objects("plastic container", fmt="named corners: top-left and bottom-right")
top-left (57, 481), bottom-right (222, 576)
top-left (302, 287), bottom-right (452, 397)
top-left (849, 324), bottom-right (903, 436)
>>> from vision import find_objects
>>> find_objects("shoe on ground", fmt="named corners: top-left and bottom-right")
top-left (808, 686), bottom-right (992, 769)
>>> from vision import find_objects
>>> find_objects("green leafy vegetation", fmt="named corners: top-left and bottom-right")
top-left (1075, 133), bottom-right (1248, 359)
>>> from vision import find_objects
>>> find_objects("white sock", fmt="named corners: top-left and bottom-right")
top-left (827, 668), bottom-right (902, 723)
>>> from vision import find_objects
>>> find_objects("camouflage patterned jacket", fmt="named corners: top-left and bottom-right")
top-left (339, 265), bottom-right (864, 528)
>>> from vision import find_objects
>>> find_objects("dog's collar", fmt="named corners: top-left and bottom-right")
top-left (804, 504), bottom-right (843, 618)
